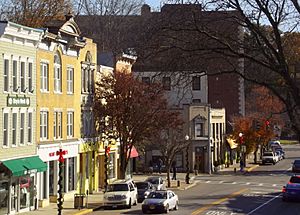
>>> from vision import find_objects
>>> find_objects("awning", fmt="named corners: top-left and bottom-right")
top-left (226, 138), bottom-right (238, 149)
top-left (2, 156), bottom-right (47, 176)
top-left (129, 146), bottom-right (139, 158)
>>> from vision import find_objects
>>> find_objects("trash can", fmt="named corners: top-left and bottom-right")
top-left (74, 194), bottom-right (86, 209)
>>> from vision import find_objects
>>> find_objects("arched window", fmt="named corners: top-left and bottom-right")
top-left (54, 53), bottom-right (62, 93)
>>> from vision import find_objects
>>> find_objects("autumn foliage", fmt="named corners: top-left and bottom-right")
top-left (94, 71), bottom-right (182, 178)
top-left (232, 85), bottom-right (285, 156)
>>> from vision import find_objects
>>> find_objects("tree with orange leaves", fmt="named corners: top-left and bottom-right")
top-left (232, 85), bottom-right (285, 163)
top-left (94, 71), bottom-right (182, 179)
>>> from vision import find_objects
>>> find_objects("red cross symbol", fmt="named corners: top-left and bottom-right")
top-left (56, 149), bottom-right (67, 163)
top-left (105, 146), bottom-right (111, 155)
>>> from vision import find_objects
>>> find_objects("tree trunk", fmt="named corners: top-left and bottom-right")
top-left (167, 165), bottom-right (171, 188)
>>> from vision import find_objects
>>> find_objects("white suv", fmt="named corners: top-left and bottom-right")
top-left (103, 179), bottom-right (138, 209)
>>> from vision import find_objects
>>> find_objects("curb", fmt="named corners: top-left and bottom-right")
top-left (245, 164), bottom-right (259, 173)
top-left (73, 208), bottom-right (94, 215)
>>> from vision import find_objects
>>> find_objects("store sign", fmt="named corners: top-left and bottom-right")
top-left (7, 95), bottom-right (30, 107)
top-left (24, 169), bottom-right (37, 175)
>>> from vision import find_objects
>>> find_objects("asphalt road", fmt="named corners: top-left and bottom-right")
top-left (91, 144), bottom-right (300, 215)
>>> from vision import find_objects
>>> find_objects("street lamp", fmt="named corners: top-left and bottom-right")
top-left (185, 135), bottom-right (190, 184)
top-left (239, 133), bottom-right (245, 169)
top-left (104, 139), bottom-right (110, 192)
top-left (56, 144), bottom-right (66, 215)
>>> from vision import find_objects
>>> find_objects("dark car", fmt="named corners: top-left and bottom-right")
top-left (282, 175), bottom-right (300, 201)
top-left (136, 181), bottom-right (155, 203)
top-left (145, 176), bottom-right (166, 191)
top-left (292, 160), bottom-right (300, 173)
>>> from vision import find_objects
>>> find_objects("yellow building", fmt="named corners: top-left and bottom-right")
top-left (78, 37), bottom-right (98, 194)
top-left (35, 16), bottom-right (87, 206)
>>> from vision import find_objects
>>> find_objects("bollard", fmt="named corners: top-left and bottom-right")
top-left (234, 167), bottom-right (236, 173)
top-left (177, 180), bottom-right (180, 187)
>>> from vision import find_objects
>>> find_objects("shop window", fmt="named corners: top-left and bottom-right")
top-left (68, 157), bottom-right (75, 191)
top-left (49, 161), bottom-right (54, 195)
top-left (108, 153), bottom-right (115, 179)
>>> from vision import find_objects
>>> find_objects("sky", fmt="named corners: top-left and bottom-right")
top-left (145, 0), bottom-right (162, 9)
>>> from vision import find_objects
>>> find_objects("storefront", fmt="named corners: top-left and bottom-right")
top-left (0, 156), bottom-right (46, 214)
top-left (36, 141), bottom-right (79, 206)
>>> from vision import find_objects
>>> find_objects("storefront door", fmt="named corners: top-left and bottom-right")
top-left (10, 180), bottom-right (17, 213)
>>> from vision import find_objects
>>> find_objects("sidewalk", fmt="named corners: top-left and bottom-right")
top-left (216, 160), bottom-right (260, 175)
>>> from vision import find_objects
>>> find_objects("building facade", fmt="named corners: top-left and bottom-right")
top-left (0, 21), bottom-right (46, 214)
top-left (36, 16), bottom-right (85, 206)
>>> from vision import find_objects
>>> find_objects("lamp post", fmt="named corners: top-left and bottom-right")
top-left (239, 132), bottom-right (245, 169)
top-left (56, 144), bottom-right (66, 215)
top-left (185, 135), bottom-right (190, 184)
top-left (104, 139), bottom-right (110, 192)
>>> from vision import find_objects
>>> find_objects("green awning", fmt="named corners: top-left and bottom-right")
top-left (2, 156), bottom-right (47, 176)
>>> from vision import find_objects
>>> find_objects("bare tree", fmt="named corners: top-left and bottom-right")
top-left (0, 0), bottom-right (73, 27)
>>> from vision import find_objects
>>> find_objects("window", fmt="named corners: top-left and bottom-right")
top-left (142, 77), bottom-right (150, 84)
top-left (162, 77), bottom-right (171, 90)
top-left (13, 60), bottom-right (18, 92)
top-left (20, 113), bottom-right (25, 145)
top-left (20, 62), bottom-right (25, 92)
top-left (54, 111), bottom-right (62, 139)
top-left (67, 67), bottom-right (74, 94)
top-left (40, 63), bottom-right (49, 92)
top-left (67, 111), bottom-right (74, 137)
top-left (28, 62), bottom-right (33, 93)
top-left (12, 113), bottom-right (17, 146)
top-left (192, 76), bottom-right (201, 90)
top-left (3, 113), bottom-right (8, 147)
top-left (40, 111), bottom-right (48, 140)
top-left (195, 122), bottom-right (204, 138)
top-left (68, 157), bottom-right (76, 191)
top-left (54, 54), bottom-right (62, 93)
top-left (28, 112), bottom-right (32, 143)
top-left (4, 59), bottom-right (9, 92)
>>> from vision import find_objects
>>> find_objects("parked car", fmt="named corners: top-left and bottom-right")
top-left (103, 179), bottom-right (138, 209)
top-left (262, 151), bottom-right (277, 165)
top-left (145, 176), bottom-right (166, 191)
top-left (136, 181), bottom-right (155, 203)
top-left (292, 160), bottom-right (300, 173)
top-left (282, 175), bottom-right (300, 201)
top-left (275, 149), bottom-right (285, 160)
top-left (141, 190), bottom-right (179, 214)
top-left (275, 151), bottom-right (282, 161)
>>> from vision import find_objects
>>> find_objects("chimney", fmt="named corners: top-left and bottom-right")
top-left (141, 4), bottom-right (151, 16)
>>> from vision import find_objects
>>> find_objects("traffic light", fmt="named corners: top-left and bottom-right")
top-left (265, 120), bottom-right (270, 130)
top-left (252, 120), bottom-right (261, 131)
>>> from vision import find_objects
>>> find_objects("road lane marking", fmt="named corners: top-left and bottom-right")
top-left (246, 193), bottom-right (281, 215)
top-left (206, 181), bottom-right (211, 183)
top-left (191, 188), bottom-right (248, 215)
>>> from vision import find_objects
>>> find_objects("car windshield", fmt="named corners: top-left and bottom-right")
top-left (148, 192), bottom-right (167, 199)
top-left (107, 184), bottom-right (129, 192)
top-left (136, 183), bottom-right (149, 189)
top-left (294, 160), bottom-right (300, 165)
top-left (290, 176), bottom-right (300, 184)
top-left (263, 152), bottom-right (273, 156)
top-left (147, 178), bottom-right (159, 184)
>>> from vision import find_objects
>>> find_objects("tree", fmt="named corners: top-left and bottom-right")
top-left (193, 0), bottom-right (300, 140)
top-left (94, 70), bottom-right (181, 178)
top-left (232, 85), bottom-right (285, 163)
top-left (0, 0), bottom-right (73, 27)
top-left (148, 116), bottom-right (184, 188)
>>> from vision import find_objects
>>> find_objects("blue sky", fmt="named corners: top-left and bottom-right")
top-left (145, 0), bottom-right (161, 9)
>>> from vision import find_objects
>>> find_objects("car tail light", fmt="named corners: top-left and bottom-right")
top-left (282, 186), bottom-right (286, 193)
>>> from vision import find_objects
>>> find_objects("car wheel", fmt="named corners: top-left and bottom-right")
top-left (127, 199), bottom-right (132, 209)
top-left (273, 162), bottom-right (276, 165)
top-left (174, 201), bottom-right (179, 210)
top-left (164, 204), bottom-right (169, 213)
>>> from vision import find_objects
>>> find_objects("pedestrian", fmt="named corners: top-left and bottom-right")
top-left (172, 161), bottom-right (177, 180)
top-left (240, 158), bottom-right (244, 172)
top-left (158, 158), bottom-right (163, 174)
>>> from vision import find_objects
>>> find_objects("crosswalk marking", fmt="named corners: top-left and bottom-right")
top-left (196, 179), bottom-right (283, 188)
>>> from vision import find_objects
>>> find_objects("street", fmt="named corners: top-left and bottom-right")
top-left (91, 144), bottom-right (300, 215)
